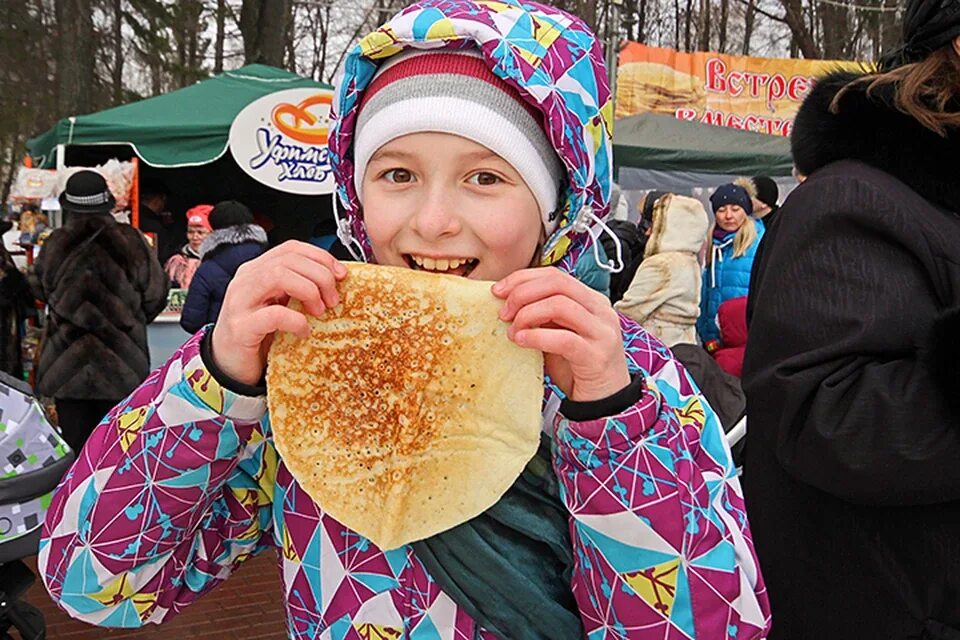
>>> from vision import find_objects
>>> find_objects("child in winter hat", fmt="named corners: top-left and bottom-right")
top-left (38, 2), bottom-right (770, 639)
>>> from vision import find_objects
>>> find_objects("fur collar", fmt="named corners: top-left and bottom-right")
top-left (199, 224), bottom-right (267, 259)
top-left (791, 72), bottom-right (960, 213)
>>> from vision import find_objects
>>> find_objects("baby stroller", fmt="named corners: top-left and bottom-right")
top-left (0, 371), bottom-right (74, 640)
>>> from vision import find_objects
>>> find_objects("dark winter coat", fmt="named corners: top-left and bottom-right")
top-left (180, 224), bottom-right (267, 334)
top-left (0, 245), bottom-right (32, 379)
top-left (743, 71), bottom-right (960, 640)
top-left (30, 212), bottom-right (169, 400)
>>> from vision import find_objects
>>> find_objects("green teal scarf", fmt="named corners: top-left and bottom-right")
top-left (412, 435), bottom-right (583, 640)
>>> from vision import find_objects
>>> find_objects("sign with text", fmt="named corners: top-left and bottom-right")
top-left (229, 88), bottom-right (336, 195)
top-left (616, 42), bottom-right (866, 136)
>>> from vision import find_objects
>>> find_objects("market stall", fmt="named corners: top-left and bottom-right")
top-left (23, 64), bottom-right (337, 367)
top-left (612, 112), bottom-right (796, 217)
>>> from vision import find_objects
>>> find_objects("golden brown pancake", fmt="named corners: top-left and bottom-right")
top-left (267, 263), bottom-right (544, 550)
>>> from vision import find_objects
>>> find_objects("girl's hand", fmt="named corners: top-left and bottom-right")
top-left (210, 241), bottom-right (348, 386)
top-left (492, 267), bottom-right (631, 402)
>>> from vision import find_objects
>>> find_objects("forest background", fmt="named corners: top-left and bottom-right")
top-left (0, 0), bottom-right (903, 202)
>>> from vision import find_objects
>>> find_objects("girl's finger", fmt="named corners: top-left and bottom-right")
top-left (508, 295), bottom-right (602, 340)
top-left (245, 268), bottom-right (330, 318)
top-left (271, 253), bottom-right (342, 310)
top-left (259, 240), bottom-right (349, 278)
top-left (499, 270), bottom-right (613, 321)
top-left (235, 257), bottom-right (339, 313)
top-left (510, 326), bottom-right (590, 362)
top-left (245, 305), bottom-right (312, 340)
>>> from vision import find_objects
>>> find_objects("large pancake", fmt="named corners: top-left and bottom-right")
top-left (267, 263), bottom-right (544, 550)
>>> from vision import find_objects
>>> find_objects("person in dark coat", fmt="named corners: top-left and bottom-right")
top-left (742, 6), bottom-right (960, 638)
top-left (31, 171), bottom-right (169, 452)
top-left (0, 220), bottom-right (33, 379)
top-left (138, 182), bottom-right (182, 266)
top-left (180, 201), bottom-right (268, 334)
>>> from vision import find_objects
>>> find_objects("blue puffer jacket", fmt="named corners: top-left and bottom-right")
top-left (697, 223), bottom-right (764, 343)
top-left (180, 224), bottom-right (268, 333)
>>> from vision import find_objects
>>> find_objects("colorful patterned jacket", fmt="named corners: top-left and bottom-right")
top-left (40, 1), bottom-right (770, 638)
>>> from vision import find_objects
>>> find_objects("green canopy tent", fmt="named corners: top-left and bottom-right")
top-left (29, 64), bottom-right (333, 169)
top-left (27, 64), bottom-right (337, 246)
top-left (612, 112), bottom-right (796, 211)
top-left (613, 112), bottom-right (794, 177)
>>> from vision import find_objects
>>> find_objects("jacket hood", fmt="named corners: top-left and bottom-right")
top-left (199, 224), bottom-right (268, 260)
top-left (329, 0), bottom-right (614, 274)
top-left (792, 71), bottom-right (960, 213)
top-left (644, 194), bottom-right (710, 258)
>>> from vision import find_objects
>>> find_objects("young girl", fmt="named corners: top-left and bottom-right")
top-left (39, 2), bottom-right (769, 638)
top-left (698, 184), bottom-right (764, 347)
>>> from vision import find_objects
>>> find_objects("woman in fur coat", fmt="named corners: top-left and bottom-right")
top-left (180, 201), bottom-right (268, 334)
top-left (742, 3), bottom-right (960, 637)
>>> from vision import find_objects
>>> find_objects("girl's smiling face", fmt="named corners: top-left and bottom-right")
top-left (361, 132), bottom-right (545, 281)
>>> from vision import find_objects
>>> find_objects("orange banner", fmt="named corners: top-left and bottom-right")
top-left (616, 42), bottom-right (866, 136)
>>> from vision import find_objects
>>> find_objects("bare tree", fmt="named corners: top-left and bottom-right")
top-left (240, 0), bottom-right (293, 67)
top-left (111, 0), bottom-right (124, 104)
top-left (215, 0), bottom-right (227, 73)
top-left (55, 0), bottom-right (96, 116)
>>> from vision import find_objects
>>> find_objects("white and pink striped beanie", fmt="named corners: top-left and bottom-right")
top-left (353, 48), bottom-right (566, 233)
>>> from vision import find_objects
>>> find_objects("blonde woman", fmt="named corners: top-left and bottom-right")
top-left (697, 183), bottom-right (763, 347)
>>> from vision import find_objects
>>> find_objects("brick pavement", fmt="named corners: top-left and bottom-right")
top-left (15, 551), bottom-right (289, 640)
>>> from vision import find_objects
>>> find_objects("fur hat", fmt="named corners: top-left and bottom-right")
top-left (209, 201), bottom-right (254, 230)
top-left (353, 48), bottom-right (565, 231)
top-left (710, 184), bottom-right (754, 216)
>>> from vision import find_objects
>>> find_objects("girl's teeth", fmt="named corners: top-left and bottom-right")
top-left (412, 255), bottom-right (424, 266)
top-left (435, 258), bottom-right (449, 271)
top-left (449, 259), bottom-right (461, 269)
top-left (422, 257), bottom-right (436, 270)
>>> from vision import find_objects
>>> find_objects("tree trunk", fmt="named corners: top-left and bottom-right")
top-left (576, 0), bottom-right (598, 32)
top-left (819, 1), bottom-right (850, 59)
top-left (698, 0), bottom-right (710, 51)
top-left (674, 0), bottom-right (681, 47)
top-left (776, 0), bottom-right (821, 58)
top-left (718, 0), bottom-right (728, 52)
top-left (742, 0), bottom-right (756, 55)
top-left (240, 0), bottom-right (292, 67)
top-left (55, 0), bottom-right (95, 116)
top-left (684, 0), bottom-right (693, 50)
top-left (215, 0), bottom-right (226, 73)
top-left (112, 0), bottom-right (123, 104)
top-left (638, 0), bottom-right (647, 42)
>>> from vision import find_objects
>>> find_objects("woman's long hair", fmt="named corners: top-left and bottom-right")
top-left (707, 216), bottom-right (757, 264)
top-left (832, 43), bottom-right (960, 137)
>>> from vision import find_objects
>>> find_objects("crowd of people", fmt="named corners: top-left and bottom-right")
top-left (0, 0), bottom-right (955, 638)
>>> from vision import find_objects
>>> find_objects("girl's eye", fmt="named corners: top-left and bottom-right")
top-left (383, 169), bottom-right (413, 184)
top-left (468, 172), bottom-right (501, 186)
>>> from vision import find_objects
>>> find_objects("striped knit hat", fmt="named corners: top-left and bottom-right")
top-left (353, 48), bottom-right (566, 233)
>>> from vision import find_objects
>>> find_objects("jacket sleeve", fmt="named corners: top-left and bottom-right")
top-left (136, 236), bottom-right (170, 323)
top-left (38, 328), bottom-right (277, 627)
top-left (552, 323), bottom-right (770, 637)
top-left (180, 267), bottom-right (212, 334)
top-left (614, 258), bottom-right (669, 326)
top-left (743, 174), bottom-right (960, 506)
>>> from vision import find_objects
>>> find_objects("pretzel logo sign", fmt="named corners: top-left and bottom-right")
top-left (271, 94), bottom-right (332, 145)
top-left (229, 88), bottom-right (336, 195)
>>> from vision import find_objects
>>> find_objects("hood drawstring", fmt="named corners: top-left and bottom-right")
top-left (333, 194), bottom-right (367, 262)
top-left (550, 205), bottom-right (625, 274)
top-left (710, 236), bottom-right (735, 288)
